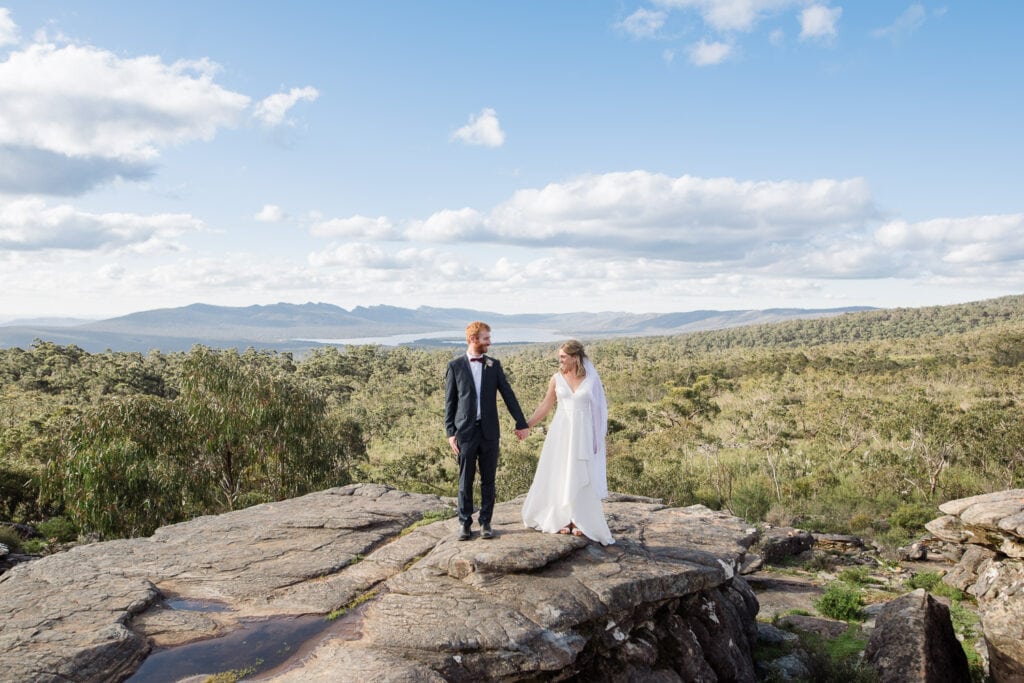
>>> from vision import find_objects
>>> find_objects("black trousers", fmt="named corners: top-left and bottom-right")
top-left (456, 422), bottom-right (499, 527)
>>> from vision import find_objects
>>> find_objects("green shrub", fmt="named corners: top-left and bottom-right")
top-left (204, 660), bottom-right (263, 683)
top-left (905, 570), bottom-right (941, 590)
top-left (21, 538), bottom-right (46, 553)
top-left (838, 567), bottom-right (882, 587)
top-left (729, 479), bottom-right (773, 522)
top-left (889, 502), bottom-right (937, 532)
top-left (847, 512), bottom-right (874, 533)
top-left (0, 465), bottom-right (39, 521)
top-left (0, 525), bottom-right (23, 553)
top-left (906, 570), bottom-right (964, 600)
top-left (815, 582), bottom-right (864, 621)
top-left (36, 517), bottom-right (77, 543)
top-left (764, 503), bottom-right (797, 527)
top-left (763, 627), bottom-right (875, 683)
top-left (803, 634), bottom-right (877, 683)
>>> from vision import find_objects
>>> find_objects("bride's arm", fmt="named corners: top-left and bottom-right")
top-left (526, 376), bottom-right (557, 428)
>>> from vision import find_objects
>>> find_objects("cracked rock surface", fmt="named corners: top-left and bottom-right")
top-left (927, 489), bottom-right (1024, 682)
top-left (0, 484), bottom-right (763, 682)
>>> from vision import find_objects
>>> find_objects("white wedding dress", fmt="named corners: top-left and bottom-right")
top-left (521, 367), bottom-right (614, 545)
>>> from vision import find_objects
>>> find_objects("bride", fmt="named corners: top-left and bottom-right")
top-left (521, 340), bottom-right (614, 545)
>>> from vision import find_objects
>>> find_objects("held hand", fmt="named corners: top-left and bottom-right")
top-left (515, 428), bottom-right (530, 441)
top-left (448, 435), bottom-right (460, 455)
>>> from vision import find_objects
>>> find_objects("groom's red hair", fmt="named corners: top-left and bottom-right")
top-left (465, 321), bottom-right (490, 342)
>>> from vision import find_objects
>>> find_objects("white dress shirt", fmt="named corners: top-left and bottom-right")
top-left (468, 353), bottom-right (483, 420)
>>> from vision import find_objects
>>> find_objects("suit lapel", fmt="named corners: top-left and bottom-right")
top-left (480, 355), bottom-right (491, 391)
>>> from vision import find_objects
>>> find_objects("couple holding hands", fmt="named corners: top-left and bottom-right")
top-left (444, 321), bottom-right (614, 546)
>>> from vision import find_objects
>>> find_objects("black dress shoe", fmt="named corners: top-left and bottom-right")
top-left (481, 524), bottom-right (494, 539)
top-left (458, 524), bottom-right (472, 541)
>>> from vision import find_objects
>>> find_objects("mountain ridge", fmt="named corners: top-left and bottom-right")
top-left (1, 301), bottom-right (876, 353)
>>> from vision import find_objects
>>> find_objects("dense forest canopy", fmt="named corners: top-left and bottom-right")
top-left (1, 295), bottom-right (1022, 546)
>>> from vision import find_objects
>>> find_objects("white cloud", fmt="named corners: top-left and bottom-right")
top-left (689, 40), bottom-right (733, 65)
top-left (0, 43), bottom-right (249, 162)
top-left (871, 3), bottom-right (926, 42)
top-left (255, 204), bottom-right (286, 223)
top-left (0, 19), bottom-right (313, 195)
top-left (0, 197), bottom-right (203, 252)
top-left (253, 86), bottom-right (320, 126)
top-left (479, 171), bottom-right (875, 260)
top-left (644, 1), bottom-right (841, 66)
top-left (450, 108), bottom-right (506, 148)
top-left (308, 242), bottom-right (395, 269)
top-left (310, 214), bottom-right (399, 240)
top-left (782, 213), bottom-right (1024, 280)
top-left (799, 4), bottom-right (841, 42)
top-left (873, 214), bottom-right (1024, 269)
top-left (0, 8), bottom-right (18, 47)
top-left (412, 207), bottom-right (485, 241)
top-left (138, 255), bottom-right (322, 296)
top-left (654, 0), bottom-right (801, 33)
top-left (98, 263), bottom-right (126, 280)
top-left (618, 8), bottom-right (668, 38)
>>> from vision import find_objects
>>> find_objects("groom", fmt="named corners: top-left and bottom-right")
top-left (445, 321), bottom-right (529, 540)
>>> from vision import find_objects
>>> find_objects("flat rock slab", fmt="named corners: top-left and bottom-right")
top-left (0, 484), bottom-right (446, 682)
top-left (745, 571), bottom-right (824, 620)
top-left (0, 486), bottom-right (763, 682)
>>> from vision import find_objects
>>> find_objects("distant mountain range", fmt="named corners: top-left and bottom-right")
top-left (0, 302), bottom-right (874, 353)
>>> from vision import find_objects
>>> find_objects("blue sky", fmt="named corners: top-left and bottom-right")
top-left (1, 1), bottom-right (1021, 320)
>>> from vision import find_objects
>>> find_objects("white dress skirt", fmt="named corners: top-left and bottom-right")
top-left (521, 372), bottom-right (614, 545)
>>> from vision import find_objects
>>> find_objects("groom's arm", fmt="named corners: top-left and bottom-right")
top-left (444, 363), bottom-right (459, 437)
top-left (494, 361), bottom-right (529, 430)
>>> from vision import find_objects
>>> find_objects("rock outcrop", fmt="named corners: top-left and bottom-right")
top-left (863, 588), bottom-right (971, 683)
top-left (0, 484), bottom-right (763, 682)
top-left (926, 489), bottom-right (1024, 682)
top-left (753, 526), bottom-right (814, 564)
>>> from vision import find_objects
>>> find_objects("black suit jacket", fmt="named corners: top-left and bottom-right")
top-left (445, 354), bottom-right (528, 441)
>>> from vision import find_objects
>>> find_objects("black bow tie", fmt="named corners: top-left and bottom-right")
top-left (470, 357), bottom-right (485, 363)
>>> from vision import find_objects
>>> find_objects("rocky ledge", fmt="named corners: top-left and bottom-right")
top-left (926, 488), bottom-right (1024, 682)
top-left (0, 484), bottom-right (762, 682)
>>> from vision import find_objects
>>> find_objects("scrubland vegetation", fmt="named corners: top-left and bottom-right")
top-left (1, 295), bottom-right (1022, 547)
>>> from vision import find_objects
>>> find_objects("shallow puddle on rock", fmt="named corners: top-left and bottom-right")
top-left (164, 597), bottom-right (231, 613)
top-left (127, 608), bottom-right (364, 682)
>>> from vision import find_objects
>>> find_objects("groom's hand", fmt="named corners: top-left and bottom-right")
top-left (515, 428), bottom-right (530, 441)
top-left (448, 435), bottom-right (460, 455)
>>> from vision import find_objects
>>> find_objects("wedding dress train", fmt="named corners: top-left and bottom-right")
top-left (521, 370), bottom-right (614, 545)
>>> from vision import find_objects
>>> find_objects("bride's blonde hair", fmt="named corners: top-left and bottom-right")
top-left (561, 339), bottom-right (587, 378)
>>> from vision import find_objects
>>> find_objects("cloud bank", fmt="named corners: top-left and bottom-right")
top-left (0, 13), bottom-right (317, 195)
top-left (0, 197), bottom-right (202, 252)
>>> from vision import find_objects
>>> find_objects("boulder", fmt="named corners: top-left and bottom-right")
top-left (764, 652), bottom-right (811, 681)
top-left (863, 588), bottom-right (970, 683)
top-left (756, 526), bottom-right (814, 564)
top-left (897, 541), bottom-right (928, 562)
top-left (812, 532), bottom-right (866, 553)
top-left (0, 485), bottom-right (764, 682)
top-left (926, 489), bottom-right (1024, 682)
